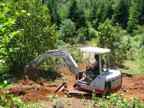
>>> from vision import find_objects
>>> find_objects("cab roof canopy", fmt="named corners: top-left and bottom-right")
top-left (80, 46), bottom-right (111, 54)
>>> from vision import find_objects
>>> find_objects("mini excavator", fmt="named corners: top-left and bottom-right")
top-left (25, 47), bottom-right (122, 95)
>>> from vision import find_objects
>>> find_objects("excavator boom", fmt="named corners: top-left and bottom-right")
top-left (25, 50), bottom-right (80, 75)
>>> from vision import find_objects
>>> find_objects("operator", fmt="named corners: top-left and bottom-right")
top-left (87, 54), bottom-right (100, 72)
top-left (86, 54), bottom-right (100, 79)
top-left (78, 54), bottom-right (100, 83)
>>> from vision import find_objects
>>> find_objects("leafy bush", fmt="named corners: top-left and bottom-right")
top-left (78, 22), bottom-right (98, 42)
top-left (0, 90), bottom-right (24, 108)
top-left (0, 91), bottom-right (42, 108)
top-left (59, 19), bottom-right (77, 44)
top-left (97, 19), bottom-right (129, 65)
top-left (0, 0), bottom-right (59, 76)
top-left (92, 93), bottom-right (144, 108)
top-left (0, 1), bottom-right (16, 74)
top-left (136, 48), bottom-right (144, 73)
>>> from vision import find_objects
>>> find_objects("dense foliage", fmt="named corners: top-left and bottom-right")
top-left (97, 19), bottom-right (129, 65)
top-left (40, 0), bottom-right (144, 68)
top-left (0, 0), bottom-right (58, 76)
top-left (0, 0), bottom-right (144, 75)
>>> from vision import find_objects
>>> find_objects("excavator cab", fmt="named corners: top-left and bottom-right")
top-left (74, 47), bottom-right (122, 94)
top-left (80, 47), bottom-right (111, 74)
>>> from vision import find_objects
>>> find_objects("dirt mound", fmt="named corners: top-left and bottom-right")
top-left (120, 75), bottom-right (144, 101)
top-left (7, 64), bottom-right (86, 102)
top-left (21, 86), bottom-right (56, 101)
top-left (8, 80), bottom-right (65, 102)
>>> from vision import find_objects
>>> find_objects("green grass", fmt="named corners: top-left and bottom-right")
top-left (121, 60), bottom-right (144, 75)
top-left (23, 94), bottom-right (144, 108)
top-left (92, 93), bottom-right (144, 108)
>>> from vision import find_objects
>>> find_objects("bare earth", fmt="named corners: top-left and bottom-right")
top-left (7, 65), bottom-right (144, 107)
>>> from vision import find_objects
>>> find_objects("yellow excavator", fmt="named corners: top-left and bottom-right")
top-left (25, 47), bottom-right (122, 95)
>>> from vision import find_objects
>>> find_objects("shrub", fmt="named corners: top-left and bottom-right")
top-left (0, 0), bottom-right (16, 74)
top-left (97, 19), bottom-right (129, 65)
top-left (136, 48), bottom-right (144, 73)
top-left (92, 93), bottom-right (144, 108)
top-left (0, 89), bottom-right (24, 108)
top-left (0, 0), bottom-right (59, 76)
top-left (59, 19), bottom-right (77, 44)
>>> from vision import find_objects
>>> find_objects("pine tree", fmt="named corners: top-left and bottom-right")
top-left (47, 0), bottom-right (60, 25)
top-left (91, 0), bottom-right (113, 28)
top-left (138, 0), bottom-right (144, 24)
top-left (59, 19), bottom-right (76, 44)
top-left (112, 0), bottom-right (129, 28)
top-left (68, 0), bottom-right (86, 28)
top-left (127, 0), bottom-right (141, 33)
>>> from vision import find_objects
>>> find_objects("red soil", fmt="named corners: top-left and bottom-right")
top-left (7, 65), bottom-right (144, 102)
top-left (120, 75), bottom-right (144, 101)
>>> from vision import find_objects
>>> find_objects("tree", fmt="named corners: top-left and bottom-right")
top-left (0, 0), bottom-right (16, 74)
top-left (58, 1), bottom-right (70, 21)
top-left (138, 0), bottom-right (144, 24)
top-left (91, 0), bottom-right (113, 28)
top-left (47, 0), bottom-right (60, 25)
top-left (2, 0), bottom-right (59, 75)
top-left (127, 0), bottom-right (141, 33)
top-left (97, 19), bottom-right (129, 65)
top-left (68, 0), bottom-right (86, 28)
top-left (59, 19), bottom-right (77, 44)
top-left (112, 0), bottom-right (129, 28)
top-left (77, 22), bottom-right (98, 41)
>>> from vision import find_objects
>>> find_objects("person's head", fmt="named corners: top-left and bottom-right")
top-left (94, 54), bottom-right (99, 61)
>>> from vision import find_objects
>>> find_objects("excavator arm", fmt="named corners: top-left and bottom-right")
top-left (25, 50), bottom-right (80, 75)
